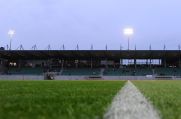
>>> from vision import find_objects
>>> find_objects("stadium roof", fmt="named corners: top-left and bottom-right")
top-left (0, 50), bottom-right (180, 60)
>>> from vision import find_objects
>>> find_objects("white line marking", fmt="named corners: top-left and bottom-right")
top-left (104, 81), bottom-right (161, 119)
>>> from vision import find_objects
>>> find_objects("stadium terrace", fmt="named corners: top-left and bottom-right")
top-left (0, 49), bottom-right (181, 80)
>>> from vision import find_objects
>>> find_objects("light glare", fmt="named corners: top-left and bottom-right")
top-left (123, 28), bottom-right (134, 36)
top-left (8, 29), bottom-right (15, 38)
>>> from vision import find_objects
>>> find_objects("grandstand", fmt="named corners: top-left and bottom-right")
top-left (62, 68), bottom-right (100, 76)
top-left (0, 50), bottom-right (181, 79)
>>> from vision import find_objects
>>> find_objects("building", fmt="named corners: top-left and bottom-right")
top-left (0, 50), bottom-right (181, 79)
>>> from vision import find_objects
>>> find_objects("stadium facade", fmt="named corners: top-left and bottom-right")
top-left (0, 50), bottom-right (181, 80)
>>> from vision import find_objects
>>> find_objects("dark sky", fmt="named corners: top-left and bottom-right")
top-left (0, 0), bottom-right (181, 50)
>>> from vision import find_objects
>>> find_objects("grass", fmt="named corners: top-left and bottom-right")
top-left (133, 80), bottom-right (181, 119)
top-left (0, 80), bottom-right (125, 119)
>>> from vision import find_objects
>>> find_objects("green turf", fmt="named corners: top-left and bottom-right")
top-left (0, 80), bottom-right (125, 119)
top-left (133, 80), bottom-right (181, 119)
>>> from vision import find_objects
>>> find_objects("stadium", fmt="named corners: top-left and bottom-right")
top-left (0, 49), bottom-right (181, 80)
top-left (1, 0), bottom-right (181, 119)
top-left (0, 48), bottom-right (181, 119)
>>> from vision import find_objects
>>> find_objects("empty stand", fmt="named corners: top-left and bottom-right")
top-left (8, 67), bottom-right (43, 75)
top-left (61, 68), bottom-right (100, 76)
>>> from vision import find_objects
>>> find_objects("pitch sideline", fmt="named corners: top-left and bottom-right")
top-left (104, 81), bottom-right (161, 119)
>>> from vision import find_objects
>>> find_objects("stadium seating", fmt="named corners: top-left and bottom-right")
top-left (154, 68), bottom-right (181, 76)
top-left (7, 67), bottom-right (181, 76)
top-left (134, 68), bottom-right (153, 76)
top-left (61, 68), bottom-right (100, 76)
top-left (103, 68), bottom-right (153, 76)
top-left (103, 68), bottom-right (181, 76)
top-left (8, 67), bottom-right (43, 75)
top-left (103, 68), bottom-right (131, 76)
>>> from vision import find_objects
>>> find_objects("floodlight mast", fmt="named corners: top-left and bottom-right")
top-left (123, 28), bottom-right (134, 50)
top-left (8, 29), bottom-right (15, 50)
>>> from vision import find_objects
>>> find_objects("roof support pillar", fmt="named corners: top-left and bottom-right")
top-left (61, 60), bottom-right (64, 70)
top-left (134, 59), bottom-right (136, 69)
top-left (90, 58), bottom-right (93, 69)
top-left (149, 59), bottom-right (152, 68)
top-left (119, 59), bottom-right (123, 68)
top-left (179, 58), bottom-right (181, 68)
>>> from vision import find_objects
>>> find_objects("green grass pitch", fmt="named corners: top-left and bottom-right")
top-left (1, 80), bottom-right (181, 119)
top-left (0, 80), bottom-right (125, 119)
top-left (133, 80), bottom-right (181, 119)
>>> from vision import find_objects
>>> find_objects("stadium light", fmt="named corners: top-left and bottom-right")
top-left (8, 29), bottom-right (15, 50)
top-left (123, 28), bottom-right (134, 50)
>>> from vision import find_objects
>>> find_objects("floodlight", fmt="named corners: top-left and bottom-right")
top-left (123, 28), bottom-right (134, 36)
top-left (123, 27), bottom-right (134, 50)
top-left (8, 29), bottom-right (15, 38)
top-left (8, 29), bottom-right (15, 50)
